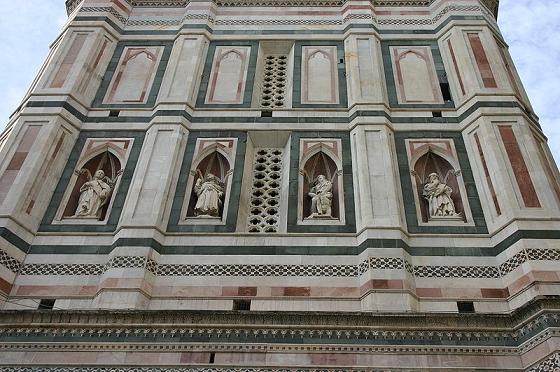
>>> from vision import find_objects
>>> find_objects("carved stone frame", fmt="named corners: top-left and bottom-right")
top-left (54, 138), bottom-right (134, 225)
top-left (406, 138), bottom-right (474, 227)
top-left (297, 138), bottom-right (345, 226)
top-left (180, 137), bottom-right (238, 226)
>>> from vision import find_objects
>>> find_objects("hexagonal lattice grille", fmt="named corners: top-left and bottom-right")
top-left (260, 55), bottom-right (288, 109)
top-left (247, 148), bottom-right (283, 233)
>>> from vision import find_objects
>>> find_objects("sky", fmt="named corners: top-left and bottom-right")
top-left (0, 0), bottom-right (558, 163)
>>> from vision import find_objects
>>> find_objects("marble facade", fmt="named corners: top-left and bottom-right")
top-left (0, 0), bottom-right (559, 370)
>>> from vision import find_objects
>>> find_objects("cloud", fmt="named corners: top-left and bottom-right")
top-left (499, 0), bottom-right (560, 163)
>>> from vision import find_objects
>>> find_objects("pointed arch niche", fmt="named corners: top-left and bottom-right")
top-left (298, 139), bottom-right (345, 225)
top-left (103, 46), bottom-right (163, 104)
top-left (55, 138), bottom-right (133, 224)
top-left (391, 46), bottom-right (443, 104)
top-left (181, 138), bottom-right (238, 225)
top-left (406, 139), bottom-right (473, 226)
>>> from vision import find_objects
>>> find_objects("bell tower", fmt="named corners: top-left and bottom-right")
top-left (0, 0), bottom-right (559, 370)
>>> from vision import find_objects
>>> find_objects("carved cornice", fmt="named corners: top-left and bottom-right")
top-left (1, 297), bottom-right (558, 329)
top-left (65, 0), bottom-right (499, 17)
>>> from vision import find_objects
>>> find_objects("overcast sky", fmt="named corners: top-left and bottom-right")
top-left (0, 0), bottom-right (558, 163)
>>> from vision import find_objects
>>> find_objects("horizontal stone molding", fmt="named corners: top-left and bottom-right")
top-left (4, 247), bottom-right (559, 279)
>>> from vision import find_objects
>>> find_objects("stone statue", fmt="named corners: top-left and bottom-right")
top-left (423, 172), bottom-right (459, 218)
top-left (192, 172), bottom-right (225, 217)
top-left (308, 174), bottom-right (333, 218)
top-left (73, 169), bottom-right (122, 219)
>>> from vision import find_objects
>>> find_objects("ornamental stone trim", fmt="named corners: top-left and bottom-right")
top-left (67, 0), bottom-right (499, 15)
top-left (5, 248), bottom-right (560, 278)
top-left (76, 4), bottom-right (485, 28)
top-left (0, 309), bottom-right (558, 351)
top-left (527, 352), bottom-right (560, 372)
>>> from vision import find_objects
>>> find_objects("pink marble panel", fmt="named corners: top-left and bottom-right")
top-left (50, 33), bottom-right (88, 88)
top-left (0, 125), bottom-right (41, 205)
top-left (468, 33), bottom-right (497, 88)
top-left (416, 288), bottom-right (443, 297)
top-left (13, 285), bottom-right (97, 296)
top-left (214, 352), bottom-right (266, 365)
top-left (498, 125), bottom-right (541, 208)
top-left (25, 131), bottom-right (66, 214)
top-left (474, 132), bottom-right (501, 215)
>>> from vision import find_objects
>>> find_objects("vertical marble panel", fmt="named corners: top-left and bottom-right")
top-left (533, 134), bottom-right (560, 204)
top-left (474, 132), bottom-right (501, 215)
top-left (391, 46), bottom-right (442, 104)
top-left (357, 39), bottom-right (376, 100)
top-left (447, 39), bottom-right (466, 96)
top-left (24, 130), bottom-right (68, 215)
top-left (205, 46), bottom-right (250, 104)
top-left (498, 125), bottom-right (540, 208)
top-left (160, 37), bottom-right (207, 104)
top-left (0, 125), bottom-right (41, 205)
top-left (467, 33), bottom-right (497, 89)
top-left (104, 46), bottom-right (163, 104)
top-left (50, 33), bottom-right (88, 88)
top-left (132, 130), bottom-right (176, 219)
top-left (301, 46), bottom-right (339, 104)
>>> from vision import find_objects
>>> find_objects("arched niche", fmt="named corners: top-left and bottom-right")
top-left (63, 146), bottom-right (123, 221)
top-left (300, 146), bottom-right (342, 221)
top-left (186, 145), bottom-right (232, 219)
top-left (105, 47), bottom-right (162, 104)
top-left (412, 149), bottom-right (464, 223)
top-left (391, 46), bottom-right (443, 104)
top-left (307, 51), bottom-right (334, 103)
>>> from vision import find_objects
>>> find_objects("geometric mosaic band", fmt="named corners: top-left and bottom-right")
top-left (0, 369), bottom-right (401, 372)
top-left (527, 352), bottom-right (560, 372)
top-left (4, 248), bottom-right (560, 279)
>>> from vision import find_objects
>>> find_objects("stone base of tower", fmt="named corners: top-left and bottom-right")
top-left (1, 297), bottom-right (559, 371)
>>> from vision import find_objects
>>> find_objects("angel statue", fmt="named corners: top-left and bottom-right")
top-left (422, 172), bottom-right (460, 218)
top-left (190, 169), bottom-right (232, 218)
top-left (73, 168), bottom-right (122, 219)
top-left (308, 174), bottom-right (333, 218)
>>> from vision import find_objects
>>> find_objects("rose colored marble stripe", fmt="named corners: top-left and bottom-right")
top-left (448, 39), bottom-right (466, 96)
top-left (474, 132), bottom-right (501, 215)
top-left (468, 33), bottom-right (497, 88)
top-left (50, 33), bottom-right (87, 89)
top-left (498, 125), bottom-right (541, 208)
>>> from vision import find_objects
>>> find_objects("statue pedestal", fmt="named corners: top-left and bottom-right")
top-left (428, 214), bottom-right (463, 222)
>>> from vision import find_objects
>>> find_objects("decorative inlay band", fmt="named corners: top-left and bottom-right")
top-left (527, 352), bottom-right (560, 372)
top-left (5, 248), bottom-right (559, 279)
top-left (75, 4), bottom-right (487, 28)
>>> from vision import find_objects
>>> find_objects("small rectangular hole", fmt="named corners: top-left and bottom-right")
top-left (440, 83), bottom-right (452, 101)
top-left (233, 299), bottom-right (251, 311)
top-left (432, 111), bottom-right (442, 118)
top-left (109, 110), bottom-right (120, 117)
top-left (209, 352), bottom-right (216, 364)
top-left (457, 301), bottom-right (475, 313)
top-left (339, 58), bottom-right (344, 64)
top-left (261, 110), bottom-right (272, 117)
top-left (38, 299), bottom-right (56, 310)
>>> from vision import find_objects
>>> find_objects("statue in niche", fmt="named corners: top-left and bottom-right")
top-left (422, 172), bottom-right (460, 218)
top-left (73, 169), bottom-right (122, 219)
top-left (191, 170), bottom-right (227, 218)
top-left (308, 174), bottom-right (333, 218)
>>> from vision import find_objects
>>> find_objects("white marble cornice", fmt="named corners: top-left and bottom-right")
top-left (66, 0), bottom-right (498, 17)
